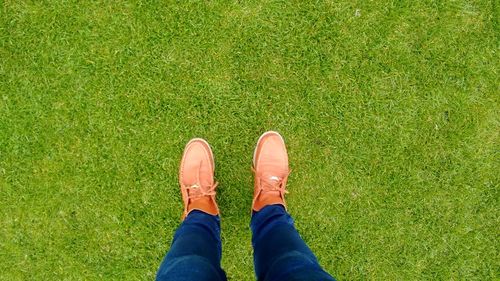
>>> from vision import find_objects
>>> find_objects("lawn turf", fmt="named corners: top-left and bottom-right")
top-left (1, 0), bottom-right (498, 280)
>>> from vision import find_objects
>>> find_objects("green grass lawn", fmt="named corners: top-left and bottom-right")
top-left (1, 0), bottom-right (498, 280)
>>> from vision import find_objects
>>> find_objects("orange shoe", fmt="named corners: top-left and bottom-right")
top-left (179, 138), bottom-right (219, 220)
top-left (252, 131), bottom-right (290, 212)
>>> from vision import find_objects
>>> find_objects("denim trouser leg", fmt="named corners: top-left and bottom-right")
top-left (251, 205), bottom-right (335, 281)
top-left (156, 210), bottom-right (227, 281)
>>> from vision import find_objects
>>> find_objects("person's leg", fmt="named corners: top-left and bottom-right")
top-left (251, 205), bottom-right (335, 281)
top-left (156, 138), bottom-right (225, 281)
top-left (156, 210), bottom-right (226, 281)
top-left (251, 131), bottom-right (335, 281)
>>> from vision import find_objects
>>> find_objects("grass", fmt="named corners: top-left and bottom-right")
top-left (1, 0), bottom-right (498, 280)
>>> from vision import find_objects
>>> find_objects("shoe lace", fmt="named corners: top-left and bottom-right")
top-left (185, 182), bottom-right (217, 200)
top-left (254, 168), bottom-right (290, 196)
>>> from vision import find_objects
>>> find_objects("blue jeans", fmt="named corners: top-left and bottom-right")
top-left (156, 205), bottom-right (335, 281)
